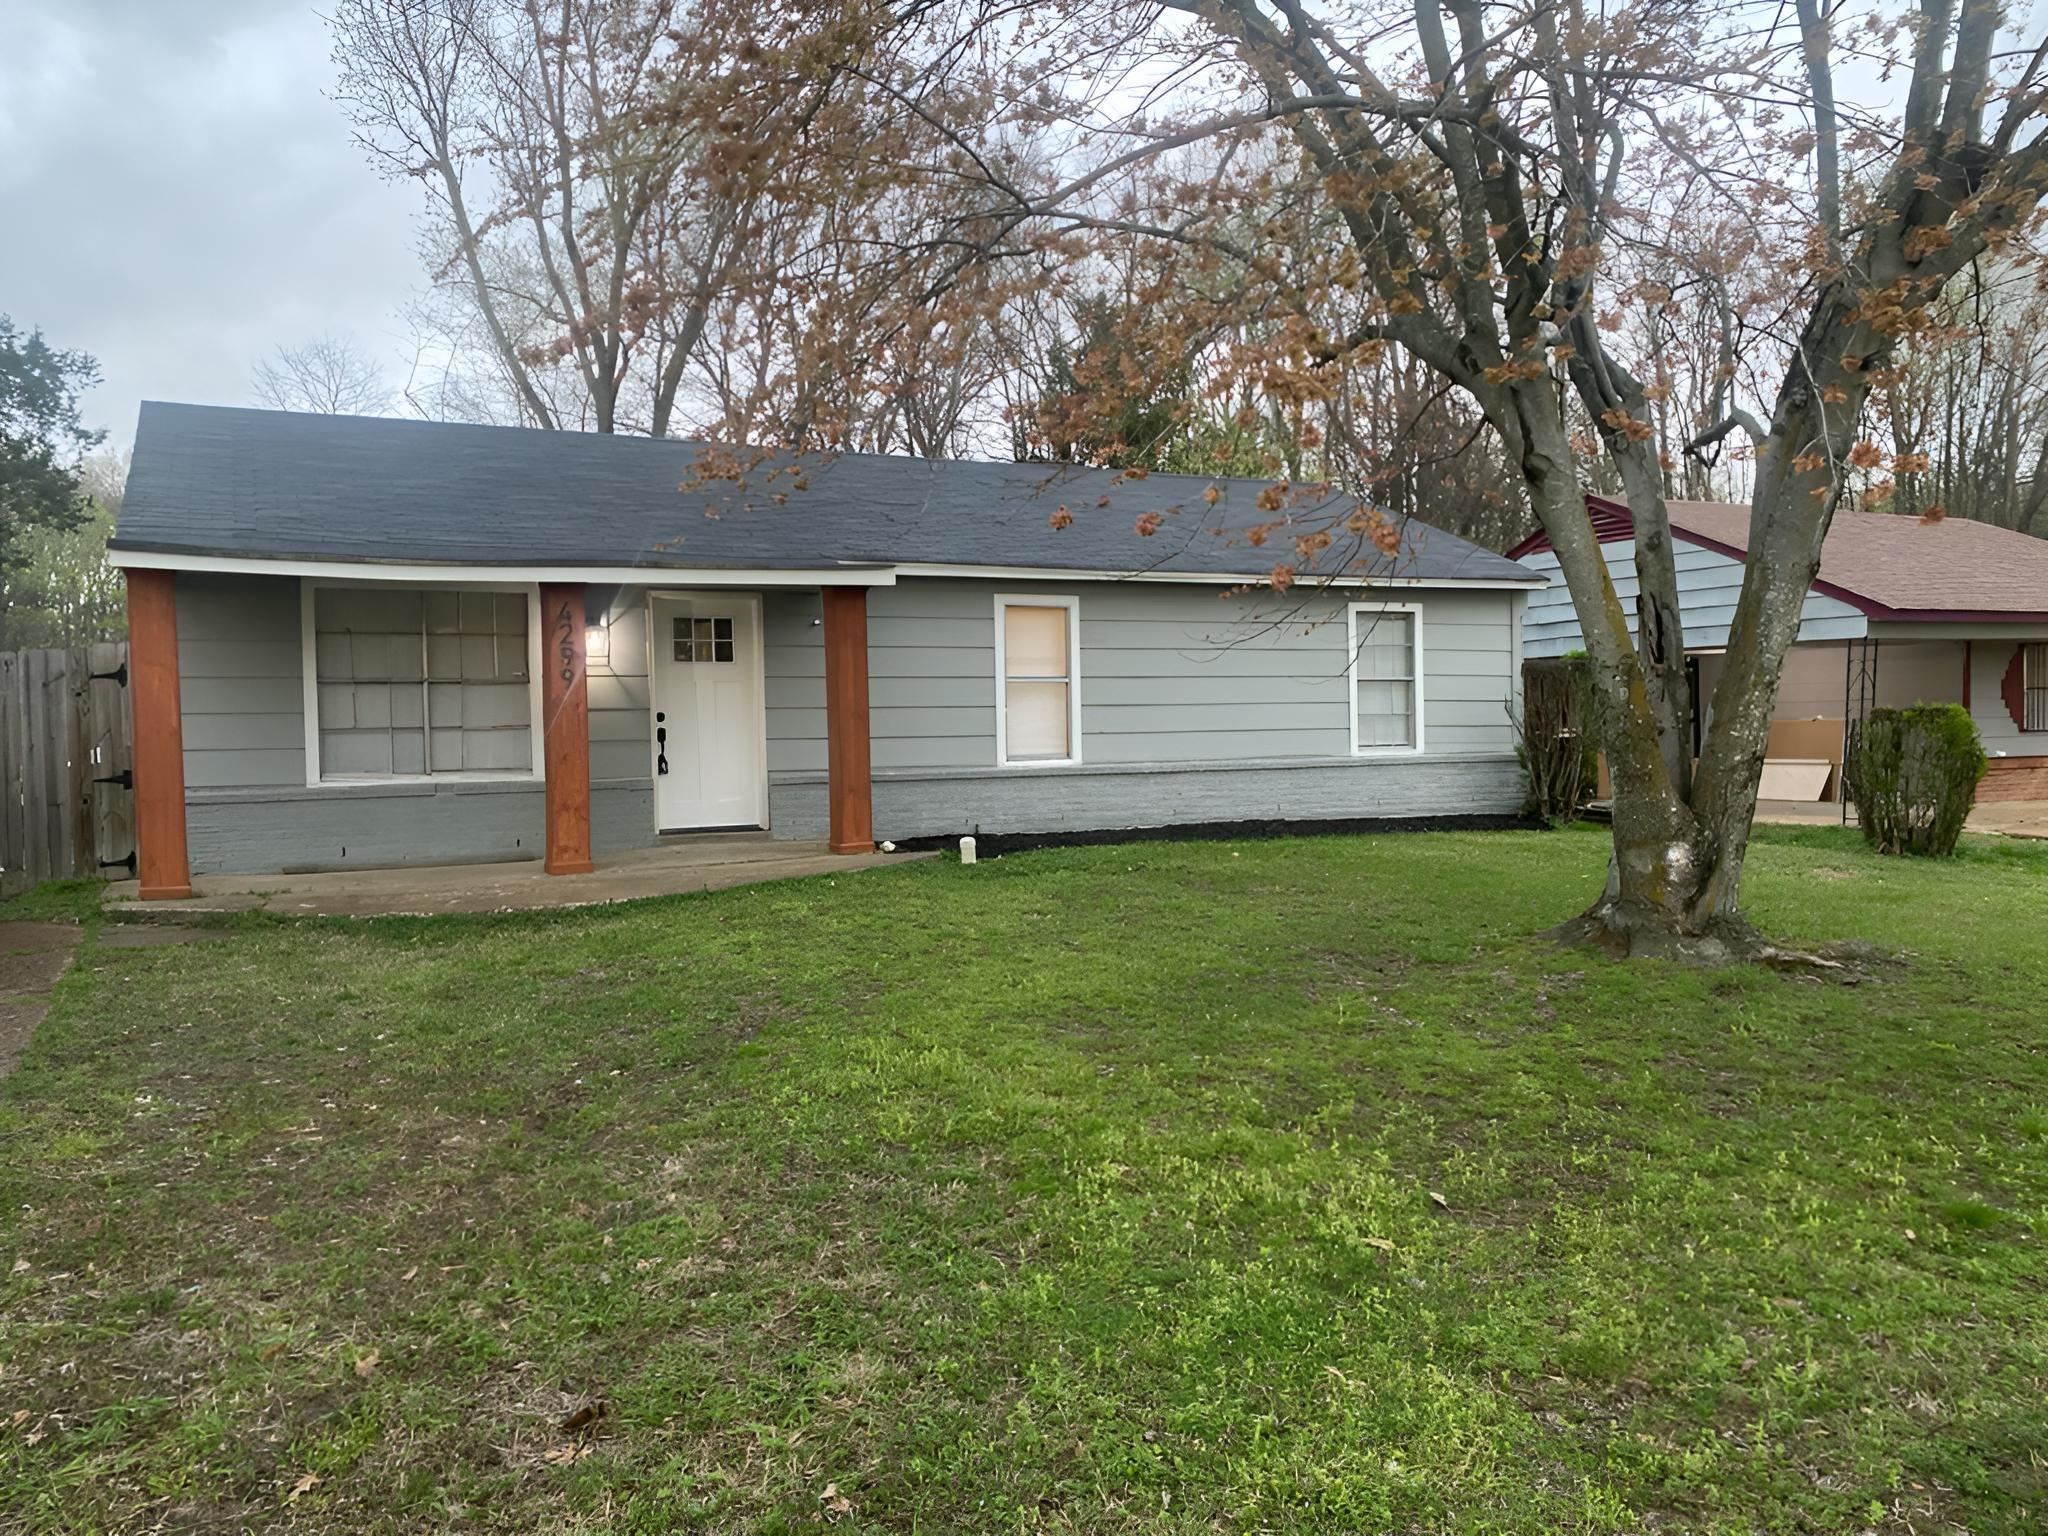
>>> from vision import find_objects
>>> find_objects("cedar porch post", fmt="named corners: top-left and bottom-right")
top-left (822, 586), bottom-right (874, 853)
top-left (539, 582), bottom-right (596, 875)
top-left (127, 568), bottom-right (193, 900)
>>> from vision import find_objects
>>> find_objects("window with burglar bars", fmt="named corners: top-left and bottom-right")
top-left (313, 588), bottom-right (531, 778)
top-left (2027, 642), bottom-right (2048, 732)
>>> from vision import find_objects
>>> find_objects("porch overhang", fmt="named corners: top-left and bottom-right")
top-left (104, 547), bottom-right (899, 587)
top-left (106, 546), bottom-right (1545, 594)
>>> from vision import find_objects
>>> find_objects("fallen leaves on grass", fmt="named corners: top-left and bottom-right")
top-left (821, 1482), bottom-right (855, 1518)
top-left (353, 1350), bottom-right (380, 1378)
top-left (285, 1472), bottom-right (320, 1504)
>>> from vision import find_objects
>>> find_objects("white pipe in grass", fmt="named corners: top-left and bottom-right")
top-left (959, 835), bottom-right (977, 865)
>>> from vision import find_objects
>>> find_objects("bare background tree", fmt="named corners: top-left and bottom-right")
top-left (328, 0), bottom-right (817, 437)
top-left (1880, 262), bottom-right (2048, 530)
top-left (250, 335), bottom-right (394, 416)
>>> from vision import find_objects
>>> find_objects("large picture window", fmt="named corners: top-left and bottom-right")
top-left (1349, 603), bottom-right (1425, 753)
top-left (995, 595), bottom-right (1081, 766)
top-left (309, 586), bottom-right (535, 780)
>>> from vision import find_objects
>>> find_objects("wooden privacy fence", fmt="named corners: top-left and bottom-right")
top-left (0, 645), bottom-right (134, 898)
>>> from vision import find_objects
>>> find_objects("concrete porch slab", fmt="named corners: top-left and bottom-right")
top-left (104, 837), bottom-right (932, 920)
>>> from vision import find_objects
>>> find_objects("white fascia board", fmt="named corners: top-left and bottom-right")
top-left (106, 547), bottom-right (895, 587)
top-left (887, 562), bottom-right (1546, 589)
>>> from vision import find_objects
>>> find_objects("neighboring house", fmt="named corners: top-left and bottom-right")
top-left (109, 403), bottom-right (1543, 897)
top-left (1512, 496), bottom-right (2048, 802)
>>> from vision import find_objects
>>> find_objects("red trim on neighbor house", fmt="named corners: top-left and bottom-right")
top-left (538, 582), bottom-right (596, 875)
top-left (1963, 640), bottom-right (1972, 711)
top-left (1504, 498), bottom-right (1637, 558)
top-left (127, 568), bottom-right (193, 900)
top-left (822, 586), bottom-right (874, 854)
top-left (2003, 646), bottom-right (2029, 732)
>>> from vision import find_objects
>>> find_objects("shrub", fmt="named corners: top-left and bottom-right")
top-left (1516, 655), bottom-right (1598, 822)
top-left (1844, 703), bottom-right (1987, 857)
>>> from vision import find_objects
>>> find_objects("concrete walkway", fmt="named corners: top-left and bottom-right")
top-left (1753, 799), bottom-right (2048, 838)
top-left (103, 836), bottom-right (931, 920)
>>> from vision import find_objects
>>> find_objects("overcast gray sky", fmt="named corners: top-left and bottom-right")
top-left (0, 0), bottom-right (422, 453)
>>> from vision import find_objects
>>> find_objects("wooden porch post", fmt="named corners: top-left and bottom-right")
top-left (126, 568), bottom-right (193, 900)
top-left (822, 586), bottom-right (874, 853)
top-left (539, 582), bottom-right (596, 875)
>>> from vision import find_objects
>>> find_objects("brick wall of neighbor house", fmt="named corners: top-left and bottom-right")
top-left (1979, 759), bottom-right (2048, 801)
top-left (761, 577), bottom-right (1526, 842)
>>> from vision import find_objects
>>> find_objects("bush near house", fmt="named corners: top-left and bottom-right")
top-left (1516, 653), bottom-right (1598, 822)
top-left (1845, 702), bottom-right (1988, 856)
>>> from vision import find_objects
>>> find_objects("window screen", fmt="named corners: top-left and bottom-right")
top-left (1001, 602), bottom-right (1074, 762)
top-left (2026, 642), bottom-right (2048, 732)
top-left (314, 588), bottom-right (531, 778)
top-left (1354, 610), bottom-right (1417, 749)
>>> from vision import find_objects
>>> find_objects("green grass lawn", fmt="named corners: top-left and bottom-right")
top-left (3, 825), bottom-right (2046, 1534)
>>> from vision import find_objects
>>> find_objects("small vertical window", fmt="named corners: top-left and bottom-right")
top-left (1351, 605), bottom-right (1423, 753)
top-left (2025, 642), bottom-right (2048, 732)
top-left (997, 598), bottom-right (1079, 765)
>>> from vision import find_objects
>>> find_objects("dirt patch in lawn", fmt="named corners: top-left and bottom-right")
top-left (0, 920), bottom-right (84, 1080)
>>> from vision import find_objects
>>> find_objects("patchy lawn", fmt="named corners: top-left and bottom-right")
top-left (2, 826), bottom-right (2046, 1534)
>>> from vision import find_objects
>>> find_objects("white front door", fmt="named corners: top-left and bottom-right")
top-left (649, 593), bottom-right (765, 831)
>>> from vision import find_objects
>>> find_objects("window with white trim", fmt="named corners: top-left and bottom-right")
top-left (995, 596), bottom-right (1080, 765)
top-left (1349, 603), bottom-right (1424, 752)
top-left (2026, 641), bottom-right (2048, 732)
top-left (312, 587), bottom-right (533, 779)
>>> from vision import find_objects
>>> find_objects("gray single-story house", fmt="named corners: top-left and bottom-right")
top-left (1512, 496), bottom-right (2048, 803)
top-left (111, 403), bottom-right (1543, 897)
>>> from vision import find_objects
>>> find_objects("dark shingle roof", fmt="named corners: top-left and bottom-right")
top-left (113, 402), bottom-right (1536, 584)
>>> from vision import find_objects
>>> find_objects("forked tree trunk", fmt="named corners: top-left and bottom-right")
top-left (1516, 375), bottom-right (1837, 960)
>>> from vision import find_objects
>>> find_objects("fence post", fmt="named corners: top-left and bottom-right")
top-left (64, 647), bottom-right (93, 878)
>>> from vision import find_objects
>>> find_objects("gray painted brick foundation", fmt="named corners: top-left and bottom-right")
top-left (186, 781), bottom-right (657, 875)
top-left (767, 754), bottom-right (1526, 843)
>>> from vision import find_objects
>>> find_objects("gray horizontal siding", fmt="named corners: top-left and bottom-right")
top-left (763, 590), bottom-right (826, 776)
top-left (761, 577), bottom-right (1520, 773)
top-left (1520, 539), bottom-right (1866, 656)
top-left (185, 780), bottom-right (656, 875)
top-left (173, 573), bottom-right (1521, 869)
top-left (768, 753), bottom-right (1526, 842)
top-left (176, 573), bottom-right (308, 789)
top-left (586, 587), bottom-right (653, 784)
